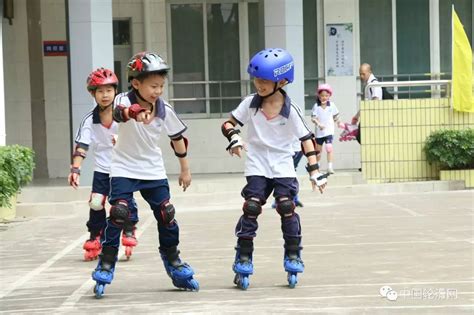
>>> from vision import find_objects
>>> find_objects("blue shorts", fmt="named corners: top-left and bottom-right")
top-left (316, 135), bottom-right (333, 145)
top-left (241, 176), bottom-right (299, 205)
top-left (91, 171), bottom-right (110, 195)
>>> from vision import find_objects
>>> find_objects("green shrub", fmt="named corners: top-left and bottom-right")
top-left (424, 129), bottom-right (474, 170)
top-left (0, 145), bottom-right (35, 207)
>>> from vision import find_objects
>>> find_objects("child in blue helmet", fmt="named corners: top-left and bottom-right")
top-left (221, 48), bottom-right (328, 289)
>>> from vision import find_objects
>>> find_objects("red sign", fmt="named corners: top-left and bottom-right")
top-left (43, 41), bottom-right (68, 56)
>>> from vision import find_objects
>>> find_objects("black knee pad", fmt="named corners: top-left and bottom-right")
top-left (276, 197), bottom-right (295, 218)
top-left (242, 198), bottom-right (262, 219)
top-left (160, 201), bottom-right (176, 225)
top-left (110, 200), bottom-right (130, 227)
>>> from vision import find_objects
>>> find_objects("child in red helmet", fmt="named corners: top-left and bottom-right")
top-left (69, 68), bottom-right (120, 261)
top-left (311, 83), bottom-right (344, 174)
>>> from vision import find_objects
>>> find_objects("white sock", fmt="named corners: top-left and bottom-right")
top-left (328, 162), bottom-right (333, 169)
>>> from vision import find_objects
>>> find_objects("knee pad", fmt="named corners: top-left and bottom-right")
top-left (242, 197), bottom-right (262, 219)
top-left (160, 201), bottom-right (176, 225)
top-left (89, 193), bottom-right (106, 211)
top-left (276, 197), bottom-right (295, 218)
top-left (110, 200), bottom-right (130, 227)
top-left (325, 143), bottom-right (333, 153)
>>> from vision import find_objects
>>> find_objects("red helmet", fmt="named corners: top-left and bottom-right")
top-left (86, 68), bottom-right (119, 91)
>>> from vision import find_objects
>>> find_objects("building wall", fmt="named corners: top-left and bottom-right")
top-left (322, 0), bottom-right (361, 170)
top-left (40, 0), bottom-right (70, 178)
top-left (3, 0), bottom-right (32, 148)
top-left (361, 97), bottom-right (474, 183)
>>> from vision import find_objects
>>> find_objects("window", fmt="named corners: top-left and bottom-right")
top-left (113, 20), bottom-right (131, 45)
top-left (168, 1), bottom-right (263, 117)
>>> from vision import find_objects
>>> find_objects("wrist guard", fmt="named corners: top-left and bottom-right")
top-left (310, 172), bottom-right (329, 187)
top-left (70, 166), bottom-right (81, 175)
top-left (222, 120), bottom-right (243, 152)
top-left (128, 103), bottom-right (147, 121)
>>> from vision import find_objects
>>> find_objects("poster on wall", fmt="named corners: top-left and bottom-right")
top-left (326, 23), bottom-right (353, 76)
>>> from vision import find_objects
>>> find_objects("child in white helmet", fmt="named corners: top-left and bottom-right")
top-left (91, 52), bottom-right (199, 298)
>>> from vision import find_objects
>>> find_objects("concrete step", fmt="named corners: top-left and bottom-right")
top-left (17, 172), bottom-right (365, 204)
top-left (15, 179), bottom-right (466, 218)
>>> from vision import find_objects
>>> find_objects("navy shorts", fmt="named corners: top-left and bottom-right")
top-left (316, 135), bottom-right (333, 145)
top-left (241, 176), bottom-right (299, 205)
top-left (91, 171), bottom-right (110, 195)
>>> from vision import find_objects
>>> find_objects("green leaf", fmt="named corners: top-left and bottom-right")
top-left (0, 145), bottom-right (35, 207)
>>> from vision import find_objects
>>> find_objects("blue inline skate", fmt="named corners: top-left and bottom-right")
top-left (283, 239), bottom-right (304, 288)
top-left (233, 239), bottom-right (254, 290)
top-left (160, 246), bottom-right (199, 291)
top-left (91, 246), bottom-right (118, 298)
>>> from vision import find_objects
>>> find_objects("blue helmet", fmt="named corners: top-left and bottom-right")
top-left (247, 48), bottom-right (294, 83)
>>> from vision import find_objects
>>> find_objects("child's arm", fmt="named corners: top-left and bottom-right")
top-left (68, 143), bottom-right (88, 189)
top-left (352, 110), bottom-right (360, 124)
top-left (333, 113), bottom-right (345, 129)
top-left (222, 116), bottom-right (244, 158)
top-left (312, 117), bottom-right (324, 130)
top-left (301, 138), bottom-right (327, 193)
top-left (170, 136), bottom-right (191, 192)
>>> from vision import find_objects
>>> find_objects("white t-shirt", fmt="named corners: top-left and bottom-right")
top-left (231, 92), bottom-right (313, 178)
top-left (311, 101), bottom-right (340, 138)
top-left (111, 91), bottom-right (187, 180)
top-left (75, 105), bottom-right (118, 174)
top-left (366, 73), bottom-right (383, 100)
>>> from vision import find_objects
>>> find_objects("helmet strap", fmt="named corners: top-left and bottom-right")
top-left (261, 82), bottom-right (280, 99)
top-left (134, 88), bottom-right (155, 112)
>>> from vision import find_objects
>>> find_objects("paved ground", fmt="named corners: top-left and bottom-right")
top-left (0, 183), bottom-right (473, 314)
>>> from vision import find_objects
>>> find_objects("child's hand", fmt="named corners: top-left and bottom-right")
top-left (311, 118), bottom-right (317, 124)
top-left (318, 124), bottom-right (325, 130)
top-left (179, 169), bottom-right (191, 192)
top-left (136, 110), bottom-right (153, 124)
top-left (310, 171), bottom-right (328, 194)
top-left (68, 167), bottom-right (80, 189)
top-left (230, 146), bottom-right (243, 158)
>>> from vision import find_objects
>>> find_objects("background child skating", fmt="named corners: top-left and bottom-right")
top-left (68, 68), bottom-right (119, 261)
top-left (311, 84), bottom-right (344, 174)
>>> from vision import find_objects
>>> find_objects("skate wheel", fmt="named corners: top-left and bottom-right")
top-left (241, 276), bottom-right (249, 290)
top-left (189, 279), bottom-right (200, 291)
top-left (288, 273), bottom-right (297, 289)
top-left (125, 247), bottom-right (132, 260)
top-left (94, 283), bottom-right (105, 299)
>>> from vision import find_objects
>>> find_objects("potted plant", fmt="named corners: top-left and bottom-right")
top-left (424, 128), bottom-right (474, 188)
top-left (0, 145), bottom-right (35, 220)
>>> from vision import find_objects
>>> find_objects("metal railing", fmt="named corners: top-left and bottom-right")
top-left (358, 73), bottom-right (452, 99)
top-left (364, 80), bottom-right (452, 100)
top-left (166, 75), bottom-right (453, 118)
